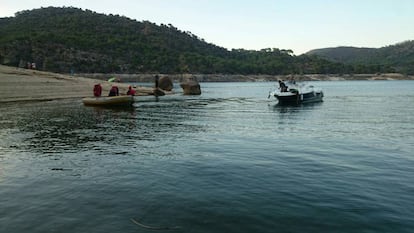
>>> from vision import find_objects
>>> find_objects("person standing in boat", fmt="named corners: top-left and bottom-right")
top-left (278, 80), bottom-right (288, 92)
top-left (154, 75), bottom-right (159, 89)
top-left (108, 85), bottom-right (119, 96)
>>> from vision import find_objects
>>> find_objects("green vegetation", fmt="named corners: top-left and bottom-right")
top-left (0, 7), bottom-right (407, 75)
top-left (307, 41), bottom-right (414, 74)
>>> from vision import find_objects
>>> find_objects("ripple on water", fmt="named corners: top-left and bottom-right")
top-left (1, 81), bottom-right (414, 233)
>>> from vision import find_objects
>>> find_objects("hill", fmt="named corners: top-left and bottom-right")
top-left (307, 41), bottom-right (414, 74)
top-left (0, 7), bottom-right (399, 75)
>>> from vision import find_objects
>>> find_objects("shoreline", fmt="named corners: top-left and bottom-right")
top-left (1, 65), bottom-right (413, 103)
top-left (0, 65), bottom-right (155, 103)
top-left (77, 73), bottom-right (414, 83)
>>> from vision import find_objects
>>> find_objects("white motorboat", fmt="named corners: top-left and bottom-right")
top-left (269, 81), bottom-right (324, 105)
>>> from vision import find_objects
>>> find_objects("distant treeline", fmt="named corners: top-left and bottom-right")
top-left (307, 41), bottom-right (414, 75)
top-left (0, 7), bottom-right (409, 75)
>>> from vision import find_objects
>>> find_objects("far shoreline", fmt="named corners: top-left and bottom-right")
top-left (76, 73), bottom-right (414, 83)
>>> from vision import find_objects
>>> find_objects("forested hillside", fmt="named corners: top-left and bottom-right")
top-left (0, 7), bottom-right (395, 75)
top-left (307, 41), bottom-right (414, 74)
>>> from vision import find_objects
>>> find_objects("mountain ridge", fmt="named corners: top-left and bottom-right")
top-left (0, 7), bottom-right (410, 75)
top-left (307, 41), bottom-right (414, 74)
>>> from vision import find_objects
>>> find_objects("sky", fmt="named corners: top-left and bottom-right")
top-left (1, 0), bottom-right (413, 54)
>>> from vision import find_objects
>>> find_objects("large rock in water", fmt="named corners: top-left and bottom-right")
top-left (180, 79), bottom-right (201, 95)
top-left (158, 76), bottom-right (173, 91)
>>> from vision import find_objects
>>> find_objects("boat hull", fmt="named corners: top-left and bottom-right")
top-left (82, 95), bottom-right (134, 107)
top-left (275, 91), bottom-right (324, 105)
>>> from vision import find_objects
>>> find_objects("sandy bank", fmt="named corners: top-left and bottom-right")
top-left (0, 65), bottom-right (155, 103)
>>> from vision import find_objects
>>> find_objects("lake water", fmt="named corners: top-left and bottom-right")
top-left (1, 81), bottom-right (414, 233)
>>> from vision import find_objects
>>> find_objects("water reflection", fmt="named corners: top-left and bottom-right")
top-left (271, 101), bottom-right (323, 113)
top-left (1, 82), bottom-right (414, 233)
top-left (1, 97), bottom-right (213, 155)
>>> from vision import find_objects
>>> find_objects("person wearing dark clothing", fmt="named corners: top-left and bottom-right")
top-left (155, 75), bottom-right (159, 89)
top-left (278, 80), bottom-right (288, 92)
top-left (108, 85), bottom-right (119, 96)
top-left (93, 84), bottom-right (102, 97)
top-left (126, 86), bottom-right (136, 96)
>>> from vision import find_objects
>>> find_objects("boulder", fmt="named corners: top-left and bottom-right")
top-left (180, 78), bottom-right (201, 95)
top-left (158, 76), bottom-right (173, 91)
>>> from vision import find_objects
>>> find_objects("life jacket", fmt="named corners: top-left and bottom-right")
top-left (93, 84), bottom-right (102, 97)
top-left (130, 89), bottom-right (136, 95)
top-left (127, 86), bottom-right (136, 96)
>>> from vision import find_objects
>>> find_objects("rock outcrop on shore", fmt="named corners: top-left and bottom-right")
top-left (180, 77), bottom-right (201, 95)
top-left (158, 76), bottom-right (173, 91)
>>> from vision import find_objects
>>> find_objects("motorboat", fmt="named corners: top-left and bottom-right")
top-left (82, 95), bottom-right (134, 107)
top-left (269, 81), bottom-right (324, 105)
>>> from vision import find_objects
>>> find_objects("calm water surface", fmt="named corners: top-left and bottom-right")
top-left (1, 81), bottom-right (414, 233)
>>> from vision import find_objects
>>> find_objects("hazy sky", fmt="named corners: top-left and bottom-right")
top-left (1, 0), bottom-right (413, 54)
